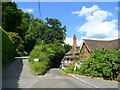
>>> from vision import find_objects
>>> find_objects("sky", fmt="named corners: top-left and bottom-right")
top-left (14, 2), bottom-right (119, 46)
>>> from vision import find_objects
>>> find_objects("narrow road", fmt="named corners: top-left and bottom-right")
top-left (31, 68), bottom-right (95, 88)
top-left (3, 57), bottom-right (36, 88)
top-left (3, 57), bottom-right (96, 89)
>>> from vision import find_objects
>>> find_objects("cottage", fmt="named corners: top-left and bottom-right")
top-left (61, 35), bottom-right (79, 67)
top-left (61, 33), bottom-right (120, 68)
top-left (79, 38), bottom-right (120, 59)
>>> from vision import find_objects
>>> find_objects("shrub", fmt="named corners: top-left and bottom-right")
top-left (29, 43), bottom-right (55, 75)
top-left (63, 64), bottom-right (82, 75)
top-left (80, 49), bottom-right (120, 80)
top-left (30, 61), bottom-right (50, 75)
top-left (63, 64), bottom-right (75, 73)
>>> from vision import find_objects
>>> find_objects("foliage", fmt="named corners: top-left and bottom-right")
top-left (2, 2), bottom-right (67, 56)
top-left (63, 63), bottom-right (82, 75)
top-left (25, 17), bottom-right (66, 54)
top-left (30, 61), bottom-right (50, 75)
top-left (8, 32), bottom-right (27, 56)
top-left (63, 64), bottom-right (75, 73)
top-left (80, 49), bottom-right (120, 80)
top-left (17, 13), bottom-right (34, 39)
top-left (44, 17), bottom-right (66, 44)
top-left (47, 40), bottom-right (66, 67)
top-left (1, 27), bottom-right (15, 65)
top-left (29, 42), bottom-right (55, 75)
top-left (2, 2), bottom-right (67, 73)
top-left (16, 44), bottom-right (28, 56)
top-left (2, 2), bottom-right (23, 32)
top-left (8, 32), bottom-right (23, 47)
top-left (72, 56), bottom-right (80, 61)
top-left (64, 44), bottom-right (72, 53)
top-left (29, 40), bottom-right (66, 74)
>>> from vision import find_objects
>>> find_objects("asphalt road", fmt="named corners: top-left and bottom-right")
top-left (31, 68), bottom-right (95, 88)
top-left (3, 57), bottom-right (96, 89)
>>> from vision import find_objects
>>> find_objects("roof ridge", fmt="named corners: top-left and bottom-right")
top-left (83, 38), bottom-right (120, 42)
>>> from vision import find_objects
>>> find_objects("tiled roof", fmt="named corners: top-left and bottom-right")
top-left (83, 38), bottom-right (120, 52)
top-left (66, 47), bottom-right (79, 55)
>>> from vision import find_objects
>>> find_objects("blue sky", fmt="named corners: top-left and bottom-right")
top-left (15, 2), bottom-right (118, 45)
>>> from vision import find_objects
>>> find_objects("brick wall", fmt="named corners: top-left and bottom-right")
top-left (80, 43), bottom-right (90, 59)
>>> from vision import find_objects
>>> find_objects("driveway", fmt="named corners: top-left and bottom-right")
top-left (3, 57), bottom-right (96, 88)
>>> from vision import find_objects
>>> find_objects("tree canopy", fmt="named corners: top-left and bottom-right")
top-left (2, 2), bottom-right (67, 68)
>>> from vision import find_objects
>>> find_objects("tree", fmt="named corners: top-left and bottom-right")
top-left (8, 32), bottom-right (23, 47)
top-left (8, 32), bottom-right (27, 56)
top-left (48, 40), bottom-right (66, 67)
top-left (64, 44), bottom-right (72, 53)
top-left (44, 17), bottom-right (66, 44)
top-left (16, 13), bottom-right (34, 39)
top-left (24, 17), bottom-right (67, 53)
top-left (2, 2), bottom-right (23, 32)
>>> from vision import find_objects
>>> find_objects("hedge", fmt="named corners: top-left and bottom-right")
top-left (80, 49), bottom-right (120, 80)
top-left (1, 27), bottom-right (15, 65)
top-left (63, 49), bottom-right (120, 80)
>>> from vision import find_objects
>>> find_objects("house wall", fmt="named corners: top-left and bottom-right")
top-left (80, 43), bottom-right (90, 59)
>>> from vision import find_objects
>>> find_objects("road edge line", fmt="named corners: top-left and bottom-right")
top-left (59, 69), bottom-right (98, 88)
top-left (70, 74), bottom-right (98, 88)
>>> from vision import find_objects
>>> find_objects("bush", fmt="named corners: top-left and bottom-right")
top-left (63, 64), bottom-right (75, 73)
top-left (29, 40), bottom-right (66, 75)
top-left (63, 64), bottom-right (82, 75)
top-left (80, 49), bottom-right (120, 80)
top-left (1, 27), bottom-right (15, 65)
top-left (29, 43), bottom-right (55, 75)
top-left (30, 61), bottom-right (50, 75)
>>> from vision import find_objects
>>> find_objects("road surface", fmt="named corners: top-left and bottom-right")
top-left (3, 57), bottom-right (96, 88)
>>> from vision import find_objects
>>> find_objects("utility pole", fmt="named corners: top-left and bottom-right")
top-left (38, 0), bottom-right (41, 18)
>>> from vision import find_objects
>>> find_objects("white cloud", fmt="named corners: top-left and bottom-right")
top-left (73, 5), bottom-right (118, 40)
top-left (64, 37), bottom-right (82, 46)
top-left (22, 9), bottom-right (34, 13)
top-left (72, 5), bottom-right (100, 16)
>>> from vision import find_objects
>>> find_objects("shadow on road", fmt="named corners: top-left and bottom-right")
top-left (2, 58), bottom-right (23, 88)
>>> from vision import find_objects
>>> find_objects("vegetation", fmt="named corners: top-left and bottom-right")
top-left (2, 2), bottom-right (23, 32)
top-left (2, 2), bottom-right (68, 74)
top-left (1, 27), bottom-right (15, 65)
top-left (29, 42), bottom-right (55, 75)
top-left (8, 32), bottom-right (27, 56)
top-left (48, 41), bottom-right (66, 67)
top-left (29, 41), bottom-right (66, 75)
top-left (63, 49), bottom-right (120, 80)
top-left (80, 49), bottom-right (120, 80)
top-left (63, 64), bottom-right (75, 73)
top-left (64, 44), bottom-right (72, 53)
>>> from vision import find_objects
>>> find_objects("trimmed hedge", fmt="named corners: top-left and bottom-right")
top-left (1, 27), bottom-right (15, 65)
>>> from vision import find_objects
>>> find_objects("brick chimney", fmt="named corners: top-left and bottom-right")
top-left (73, 34), bottom-right (77, 49)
